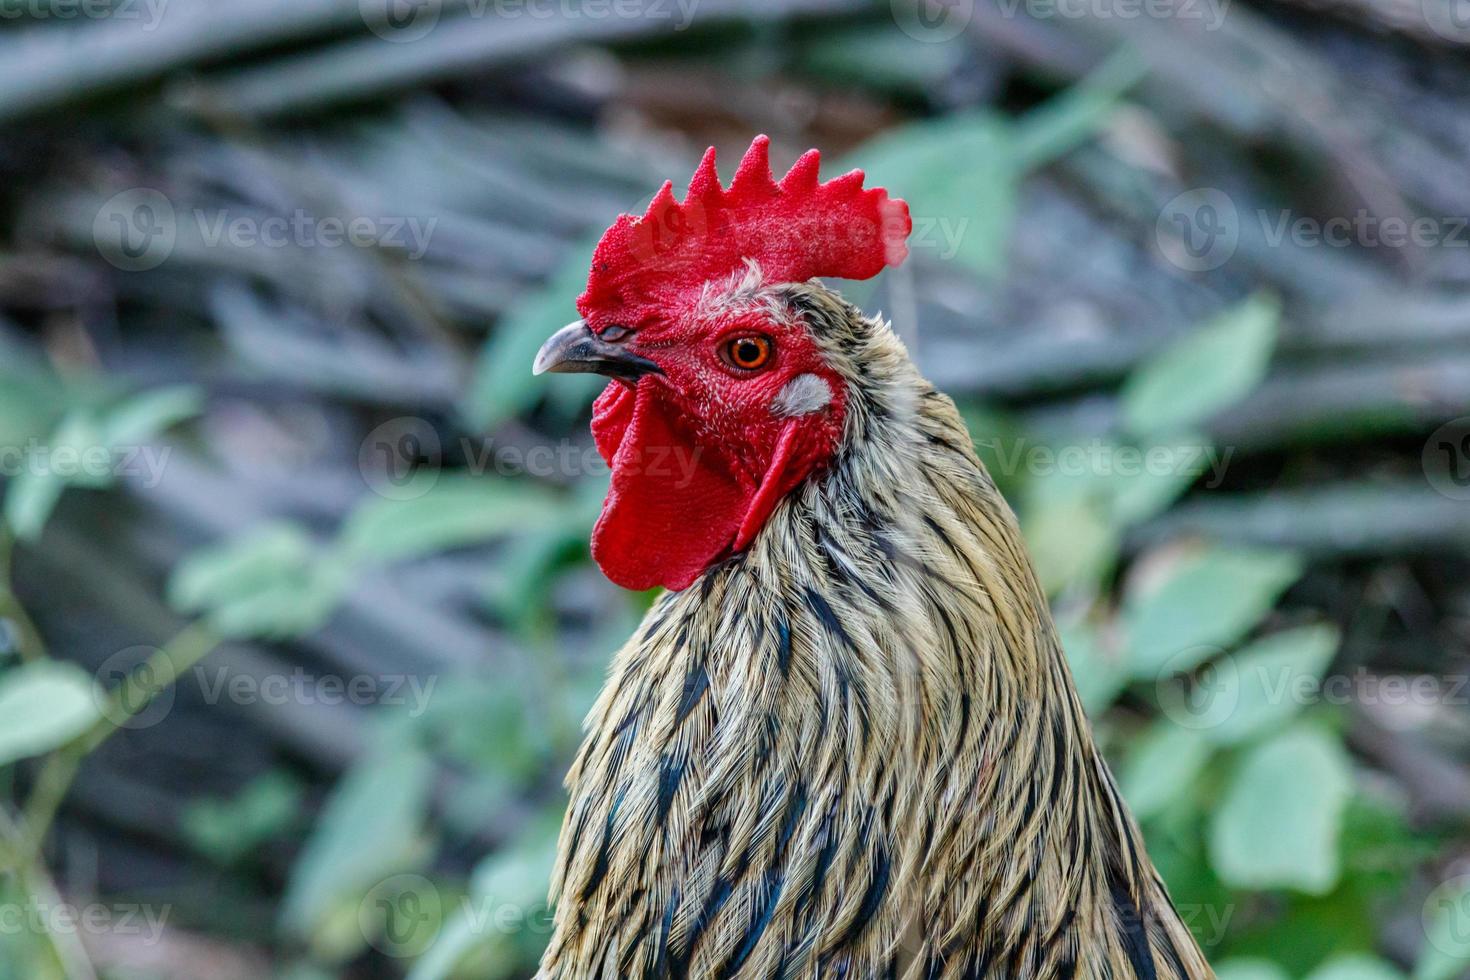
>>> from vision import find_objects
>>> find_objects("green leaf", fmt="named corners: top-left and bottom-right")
top-left (1119, 722), bottom-right (1213, 820)
top-left (99, 384), bottom-right (201, 446)
top-left (1308, 954), bottom-right (1407, 980)
top-left (410, 673), bottom-right (553, 780)
top-left (851, 47), bottom-right (1141, 276)
top-left (170, 523), bottom-right (338, 639)
top-left (169, 523), bottom-right (317, 613)
top-left (1010, 46), bottom-right (1149, 170)
top-left (202, 580), bottom-right (341, 640)
top-left (797, 23), bottom-right (964, 96)
top-left (1124, 545), bottom-right (1304, 681)
top-left (181, 771), bottom-right (304, 864)
top-left (470, 818), bottom-right (558, 907)
top-left (1209, 727), bottom-right (1352, 893)
top-left (282, 748), bottom-right (435, 938)
top-left (1198, 624), bottom-right (1341, 744)
top-left (463, 239), bottom-right (602, 430)
top-left (333, 477), bottom-right (564, 567)
top-left (408, 816), bottom-right (559, 980)
top-left (1417, 875), bottom-right (1470, 980)
top-left (1107, 433), bottom-right (1218, 525)
top-left (850, 112), bottom-right (1018, 275)
top-left (1021, 493), bottom-right (1120, 596)
top-left (405, 907), bottom-right (489, 980)
top-left (4, 468), bottom-right (68, 542)
top-left (1059, 620), bottom-right (1127, 715)
top-left (1215, 960), bottom-right (1291, 980)
top-left (3, 386), bottom-right (200, 541)
top-left (4, 410), bottom-right (104, 540)
top-left (1121, 293), bottom-right (1281, 438)
top-left (0, 356), bottom-right (64, 450)
top-left (0, 661), bottom-right (102, 766)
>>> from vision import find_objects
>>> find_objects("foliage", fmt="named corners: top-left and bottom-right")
top-left (0, 15), bottom-right (1460, 980)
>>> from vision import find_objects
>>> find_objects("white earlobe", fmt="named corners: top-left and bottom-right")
top-left (772, 373), bottom-right (833, 417)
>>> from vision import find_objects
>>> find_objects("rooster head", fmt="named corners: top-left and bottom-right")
top-left (533, 135), bottom-right (911, 592)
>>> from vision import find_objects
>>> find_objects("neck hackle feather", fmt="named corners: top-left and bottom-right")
top-left (540, 139), bottom-right (1214, 980)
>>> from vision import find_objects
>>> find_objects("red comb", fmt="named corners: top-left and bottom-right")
top-left (577, 135), bottom-right (911, 331)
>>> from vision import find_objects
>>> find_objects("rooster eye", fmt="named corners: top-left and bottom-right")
top-left (723, 335), bottom-right (773, 371)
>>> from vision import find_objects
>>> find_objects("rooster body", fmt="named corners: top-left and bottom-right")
top-left (535, 139), bottom-right (1213, 980)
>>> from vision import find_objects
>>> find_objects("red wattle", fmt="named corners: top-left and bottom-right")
top-left (590, 383), bottom-right (747, 592)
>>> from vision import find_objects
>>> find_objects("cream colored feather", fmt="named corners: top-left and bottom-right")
top-left (539, 277), bottom-right (1215, 980)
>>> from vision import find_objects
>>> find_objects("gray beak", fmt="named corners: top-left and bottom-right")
top-left (532, 320), bottom-right (662, 381)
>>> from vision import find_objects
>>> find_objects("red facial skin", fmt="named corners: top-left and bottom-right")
top-left (572, 135), bottom-right (908, 591)
top-left (588, 306), bottom-right (845, 592)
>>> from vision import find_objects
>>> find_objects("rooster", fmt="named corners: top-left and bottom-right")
top-left (531, 136), bottom-right (1213, 980)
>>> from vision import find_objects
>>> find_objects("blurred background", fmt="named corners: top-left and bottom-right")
top-left (1, 0), bottom-right (1469, 978)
